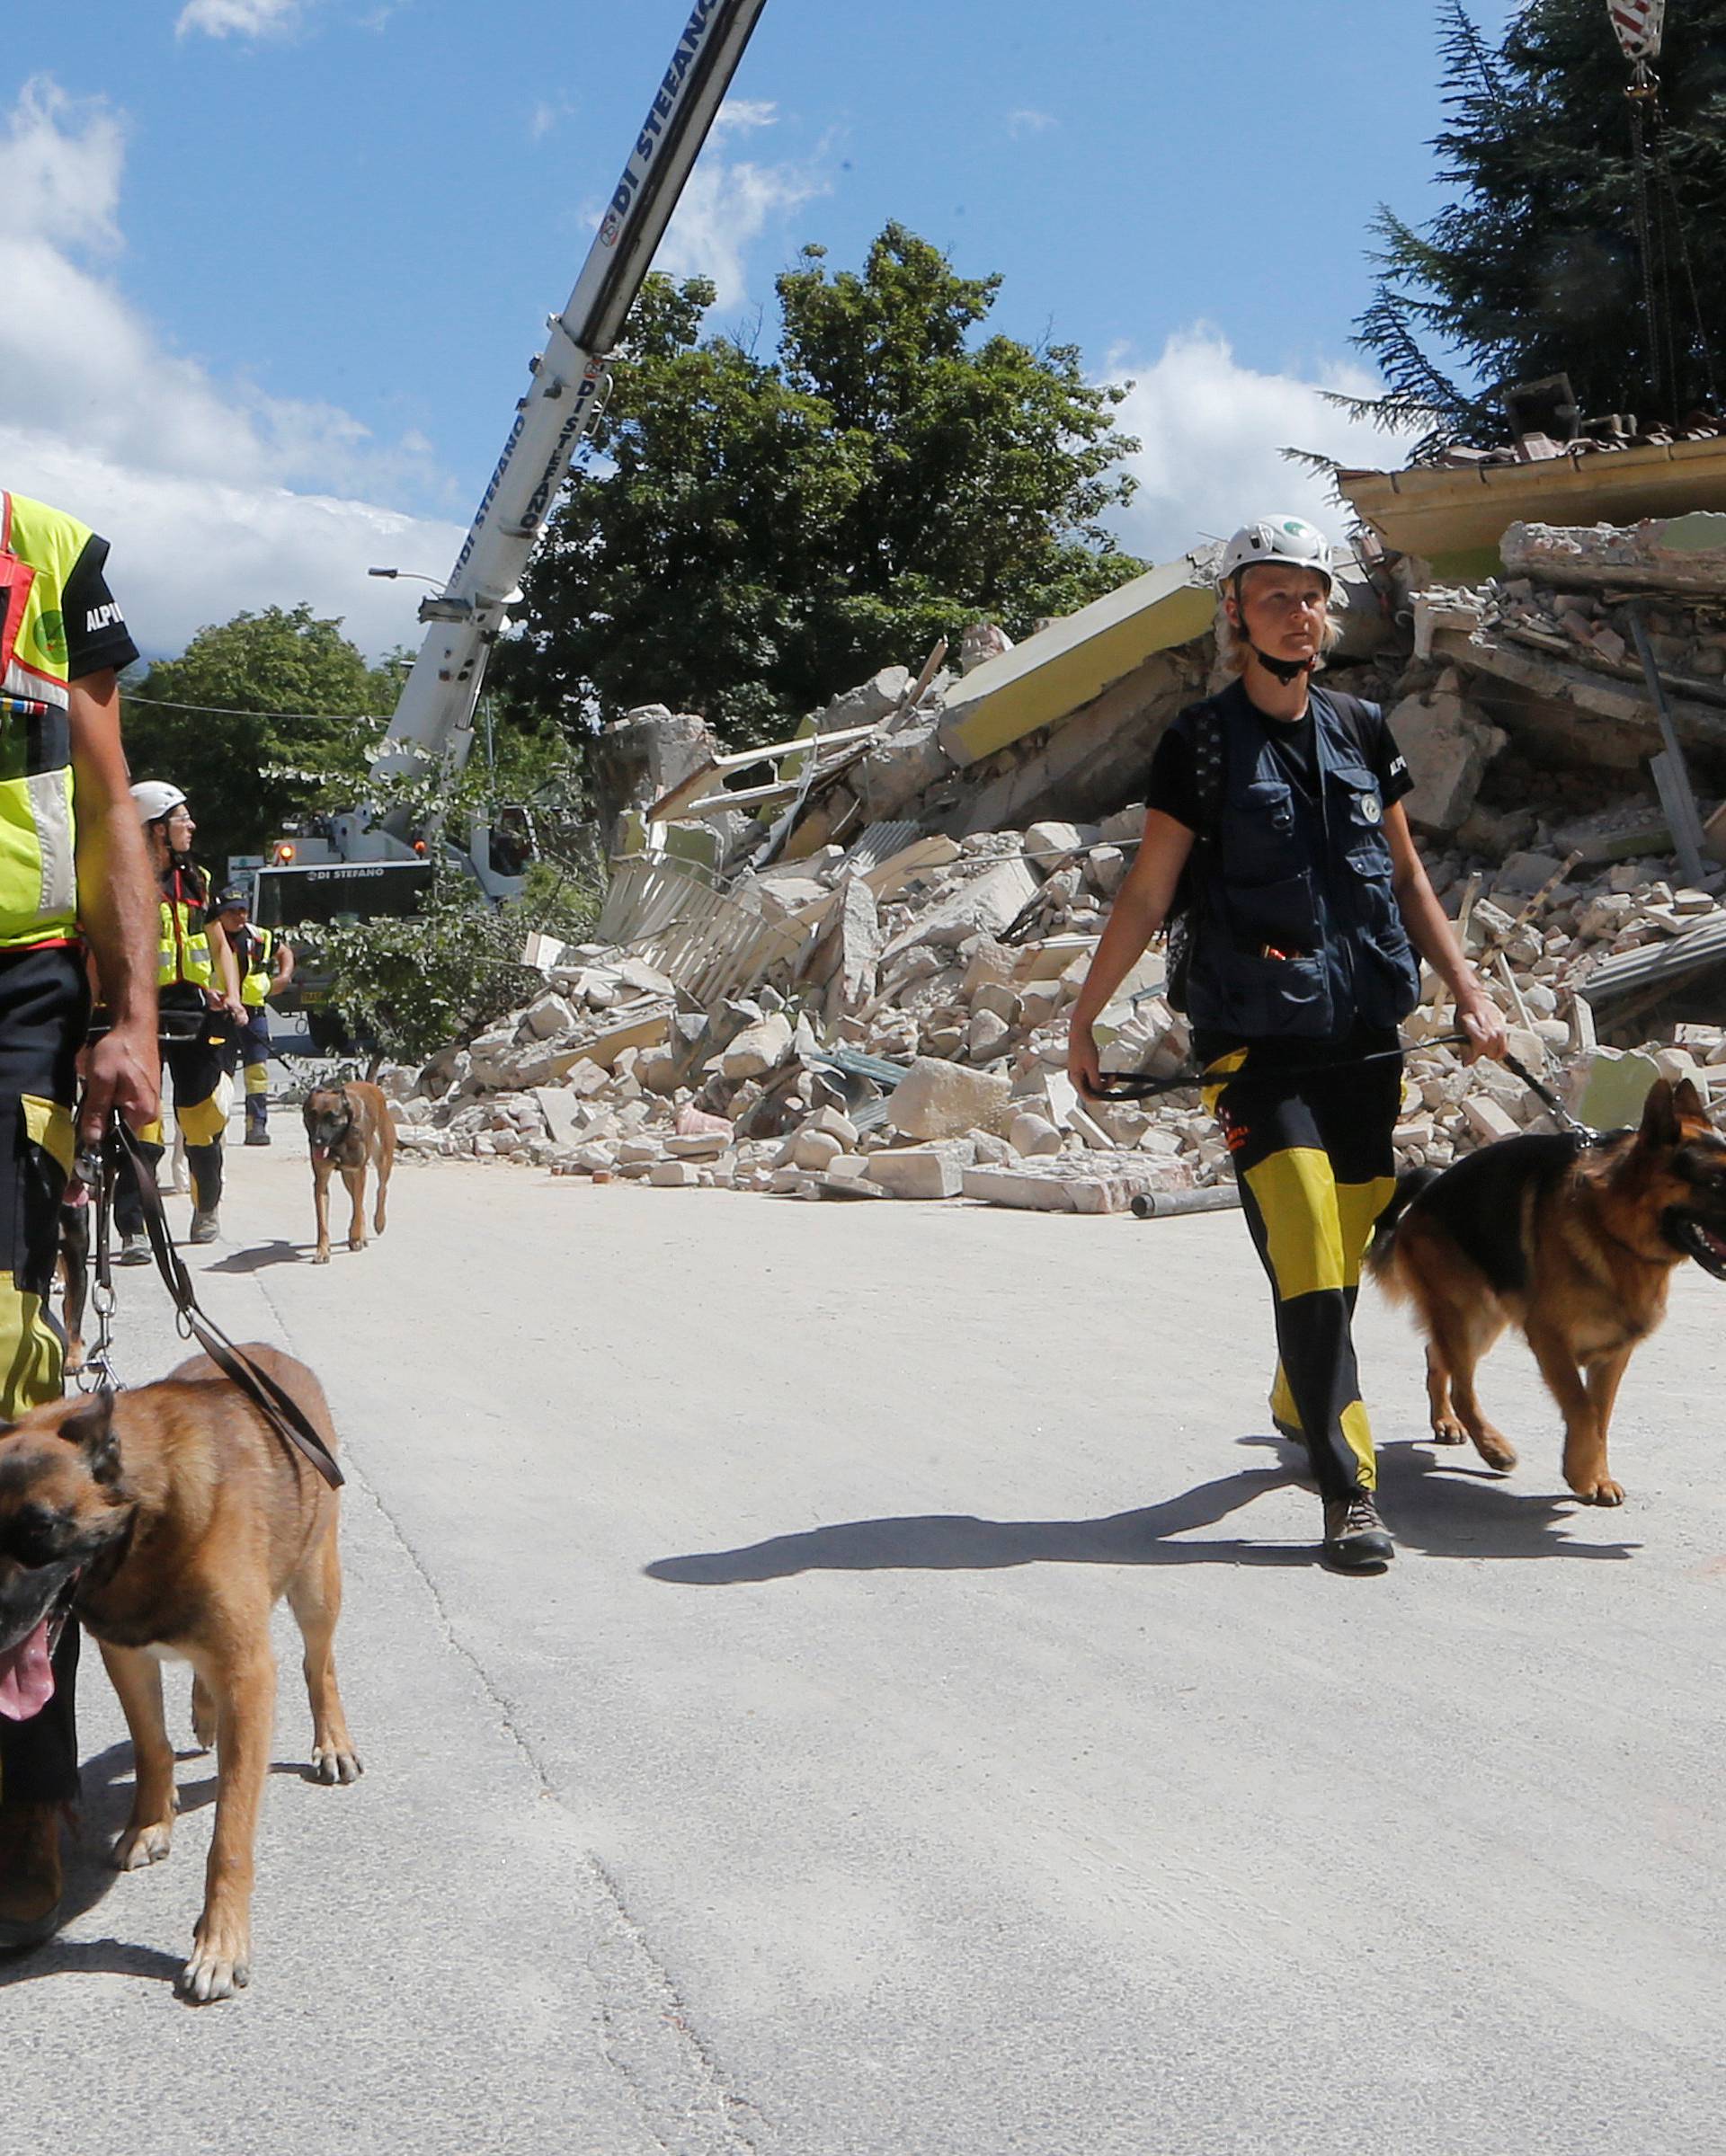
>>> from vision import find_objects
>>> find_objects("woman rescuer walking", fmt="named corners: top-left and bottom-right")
top-left (1067, 517), bottom-right (1507, 1572)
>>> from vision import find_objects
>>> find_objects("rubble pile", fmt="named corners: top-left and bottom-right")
top-left (378, 809), bottom-right (1726, 1213)
top-left (374, 509), bottom-right (1726, 1214)
top-left (1430, 413), bottom-right (1726, 469)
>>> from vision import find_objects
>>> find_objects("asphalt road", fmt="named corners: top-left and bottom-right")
top-left (7, 1138), bottom-right (1725, 2154)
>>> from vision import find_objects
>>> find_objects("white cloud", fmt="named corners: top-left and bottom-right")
top-left (710, 100), bottom-right (779, 140)
top-left (176, 0), bottom-right (303, 38)
top-left (654, 101), bottom-right (830, 308)
top-left (0, 77), bottom-right (123, 250)
top-left (1006, 109), bottom-right (1056, 139)
top-left (0, 77), bottom-right (462, 656)
top-left (0, 428), bottom-right (463, 658)
top-left (1101, 327), bottom-right (1409, 563)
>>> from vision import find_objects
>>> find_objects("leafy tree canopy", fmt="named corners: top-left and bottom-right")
top-left (1354, 0), bottom-right (1726, 457)
top-left (498, 222), bottom-right (1146, 747)
top-left (314, 856), bottom-right (601, 1066)
top-left (123, 603), bottom-right (396, 873)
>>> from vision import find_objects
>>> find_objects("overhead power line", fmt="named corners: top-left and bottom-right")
top-left (121, 691), bottom-right (390, 724)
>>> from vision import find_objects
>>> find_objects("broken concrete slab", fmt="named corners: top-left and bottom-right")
top-left (1568, 1047), bottom-right (1663, 1129)
top-left (532, 1087), bottom-right (589, 1149)
top-left (961, 1165), bottom-right (1081, 1212)
top-left (880, 856), bottom-right (1041, 958)
top-left (545, 1004), bottom-right (674, 1078)
top-left (1386, 679), bottom-right (1507, 833)
top-left (1008, 1111), bottom-right (1063, 1158)
top-left (821, 874), bottom-right (882, 1022)
top-left (718, 1012), bottom-right (794, 1079)
top-left (884, 1058), bottom-right (1014, 1140)
top-left (865, 1150), bottom-right (965, 1200)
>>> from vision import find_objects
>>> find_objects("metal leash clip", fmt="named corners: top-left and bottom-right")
top-left (70, 1141), bottom-right (123, 1395)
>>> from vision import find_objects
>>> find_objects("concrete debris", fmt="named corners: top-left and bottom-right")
top-left (389, 816), bottom-right (1724, 1204)
top-left (393, 528), bottom-right (1726, 1210)
top-left (1385, 676), bottom-right (1507, 833)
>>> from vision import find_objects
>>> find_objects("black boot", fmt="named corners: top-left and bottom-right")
top-left (1321, 1492), bottom-right (1394, 1572)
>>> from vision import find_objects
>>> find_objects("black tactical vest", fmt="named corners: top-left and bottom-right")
top-left (1181, 683), bottom-right (1421, 1042)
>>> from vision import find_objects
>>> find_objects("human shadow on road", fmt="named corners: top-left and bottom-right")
top-left (645, 1462), bottom-right (1313, 1584)
top-left (646, 1430), bottom-right (1637, 1586)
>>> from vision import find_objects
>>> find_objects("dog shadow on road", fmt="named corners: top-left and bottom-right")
top-left (202, 1238), bottom-right (306, 1275)
top-left (0, 1738), bottom-right (331, 1990)
top-left (1361, 1435), bottom-right (1638, 1563)
top-left (644, 1433), bottom-right (1636, 1587)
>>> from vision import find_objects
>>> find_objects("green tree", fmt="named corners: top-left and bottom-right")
top-left (1352, 1), bottom-right (1726, 457)
top-left (312, 859), bottom-right (601, 1065)
top-left (123, 603), bottom-right (396, 871)
top-left (500, 223), bottom-right (1144, 745)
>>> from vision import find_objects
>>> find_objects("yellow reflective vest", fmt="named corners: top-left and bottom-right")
top-left (0, 492), bottom-right (83, 949)
top-left (156, 869), bottom-right (214, 990)
top-left (238, 924), bottom-right (275, 1007)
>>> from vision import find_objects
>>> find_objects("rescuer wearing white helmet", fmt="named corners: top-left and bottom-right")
top-left (111, 780), bottom-right (245, 1257)
top-left (0, 487), bottom-right (159, 1953)
top-left (1066, 515), bottom-right (1506, 1573)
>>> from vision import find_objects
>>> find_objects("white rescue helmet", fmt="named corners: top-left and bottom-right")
top-left (1218, 516), bottom-right (1334, 592)
top-left (130, 780), bottom-right (188, 824)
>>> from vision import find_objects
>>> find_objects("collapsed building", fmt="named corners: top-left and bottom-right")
top-left (378, 446), bottom-right (1726, 1212)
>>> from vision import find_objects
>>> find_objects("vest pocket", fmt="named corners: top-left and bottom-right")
top-left (1225, 870), bottom-right (1320, 954)
top-left (1347, 866), bottom-right (1420, 1022)
top-left (1225, 950), bottom-right (1329, 1035)
top-left (1223, 779), bottom-right (1298, 883)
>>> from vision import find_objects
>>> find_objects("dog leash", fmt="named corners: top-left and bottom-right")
top-left (1498, 1050), bottom-right (1600, 1144)
top-left (1092, 1031), bottom-right (1604, 1140)
top-left (1089, 1033), bottom-right (1471, 1103)
top-left (78, 1120), bottom-right (343, 1489)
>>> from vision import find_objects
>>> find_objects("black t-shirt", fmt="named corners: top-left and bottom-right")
top-left (60, 534), bottom-right (139, 679)
top-left (1146, 679), bottom-right (1412, 832)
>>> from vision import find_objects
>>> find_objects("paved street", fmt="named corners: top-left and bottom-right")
top-left (7, 1140), bottom-right (1725, 2153)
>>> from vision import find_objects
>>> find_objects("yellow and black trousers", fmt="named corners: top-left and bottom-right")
top-left (113, 990), bottom-right (229, 1229)
top-left (1204, 1030), bottom-right (1401, 1502)
top-left (0, 945), bottom-right (86, 1804)
top-left (226, 1006), bottom-right (272, 1134)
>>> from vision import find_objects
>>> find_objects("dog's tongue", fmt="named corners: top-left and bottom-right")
top-left (0, 1619), bottom-right (55, 1720)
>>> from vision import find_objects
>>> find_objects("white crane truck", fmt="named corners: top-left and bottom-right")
top-left (248, 0), bottom-right (770, 935)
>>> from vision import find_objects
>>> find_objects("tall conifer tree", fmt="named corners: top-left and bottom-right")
top-left (1352, 1), bottom-right (1726, 457)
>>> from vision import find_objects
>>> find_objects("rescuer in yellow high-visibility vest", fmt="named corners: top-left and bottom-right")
top-left (0, 487), bottom-right (159, 1953)
top-left (210, 883), bottom-right (293, 1146)
top-left (111, 781), bottom-right (243, 1258)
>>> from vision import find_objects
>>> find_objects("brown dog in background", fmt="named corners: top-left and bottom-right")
top-left (0, 1347), bottom-right (360, 2001)
top-left (302, 1080), bottom-right (394, 1265)
top-left (1368, 1077), bottom-right (1726, 1506)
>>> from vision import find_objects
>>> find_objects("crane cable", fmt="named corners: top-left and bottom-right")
top-left (1610, 1), bottom-right (1718, 414)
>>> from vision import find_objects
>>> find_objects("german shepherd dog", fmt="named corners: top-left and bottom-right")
top-left (0, 1348), bottom-right (360, 2001)
top-left (302, 1080), bottom-right (395, 1265)
top-left (1369, 1078), bottom-right (1726, 1505)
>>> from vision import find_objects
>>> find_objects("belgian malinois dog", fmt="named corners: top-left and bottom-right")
top-left (0, 1347), bottom-right (360, 2001)
top-left (302, 1080), bottom-right (394, 1265)
top-left (1369, 1077), bottom-right (1726, 1505)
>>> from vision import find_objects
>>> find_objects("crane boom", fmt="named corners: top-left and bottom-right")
top-left (373, 0), bottom-right (770, 785)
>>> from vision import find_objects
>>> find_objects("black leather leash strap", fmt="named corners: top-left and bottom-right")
top-left (1499, 1049), bottom-right (1598, 1141)
top-left (1090, 1032), bottom-right (1470, 1104)
top-left (106, 1119), bottom-right (343, 1488)
top-left (1092, 1031), bottom-right (1603, 1142)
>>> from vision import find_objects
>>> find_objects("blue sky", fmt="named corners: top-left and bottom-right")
top-left (6, 0), bottom-right (1523, 657)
